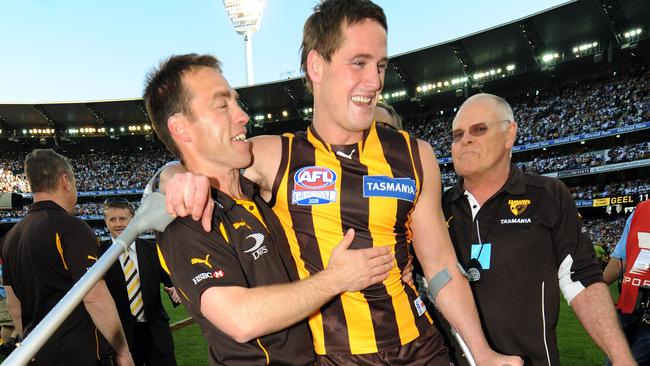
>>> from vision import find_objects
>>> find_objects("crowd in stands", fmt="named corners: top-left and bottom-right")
top-left (406, 67), bottom-right (650, 158)
top-left (511, 69), bottom-right (649, 146)
top-left (409, 116), bottom-right (451, 158)
top-left (0, 170), bottom-right (29, 194)
top-left (438, 141), bottom-right (649, 186)
top-left (1, 68), bottom-right (648, 254)
top-left (0, 201), bottom-right (140, 219)
top-left (0, 152), bottom-right (30, 193)
top-left (583, 216), bottom-right (628, 253)
top-left (440, 171), bottom-right (649, 200)
top-left (70, 146), bottom-right (172, 191)
top-left (570, 178), bottom-right (650, 200)
top-left (516, 141), bottom-right (649, 175)
top-left (0, 146), bottom-right (172, 193)
top-left (608, 141), bottom-right (650, 164)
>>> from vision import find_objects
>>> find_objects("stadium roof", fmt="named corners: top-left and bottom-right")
top-left (0, 0), bottom-right (648, 137)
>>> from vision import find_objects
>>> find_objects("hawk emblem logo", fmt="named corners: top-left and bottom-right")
top-left (508, 199), bottom-right (531, 216)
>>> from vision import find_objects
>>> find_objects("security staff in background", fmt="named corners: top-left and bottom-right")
top-left (441, 93), bottom-right (634, 365)
top-left (100, 198), bottom-right (180, 365)
top-left (603, 200), bottom-right (650, 365)
top-left (0, 149), bottom-right (133, 366)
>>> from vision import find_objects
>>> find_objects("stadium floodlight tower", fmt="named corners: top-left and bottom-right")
top-left (223, 0), bottom-right (266, 85)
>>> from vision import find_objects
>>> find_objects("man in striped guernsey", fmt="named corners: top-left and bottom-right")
top-left (163, 1), bottom-right (522, 365)
top-left (1, 149), bottom-right (133, 366)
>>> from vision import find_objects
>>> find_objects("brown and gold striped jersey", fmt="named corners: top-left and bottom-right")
top-left (270, 123), bottom-right (433, 355)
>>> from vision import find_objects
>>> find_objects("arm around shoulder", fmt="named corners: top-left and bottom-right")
top-left (244, 135), bottom-right (283, 196)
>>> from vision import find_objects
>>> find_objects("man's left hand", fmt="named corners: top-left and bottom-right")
top-left (164, 286), bottom-right (181, 304)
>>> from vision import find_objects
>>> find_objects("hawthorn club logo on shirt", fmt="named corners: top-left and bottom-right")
top-left (508, 199), bottom-right (531, 216)
top-left (501, 199), bottom-right (533, 224)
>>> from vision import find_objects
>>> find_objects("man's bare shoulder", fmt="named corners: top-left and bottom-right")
top-left (245, 135), bottom-right (283, 193)
top-left (415, 138), bottom-right (438, 161)
top-left (250, 134), bottom-right (281, 145)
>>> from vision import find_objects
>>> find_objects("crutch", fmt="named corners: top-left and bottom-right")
top-left (3, 174), bottom-right (173, 365)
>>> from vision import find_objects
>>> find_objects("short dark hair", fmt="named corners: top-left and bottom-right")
top-left (143, 54), bottom-right (222, 159)
top-left (24, 149), bottom-right (74, 193)
top-left (300, 0), bottom-right (387, 92)
top-left (102, 197), bottom-right (134, 216)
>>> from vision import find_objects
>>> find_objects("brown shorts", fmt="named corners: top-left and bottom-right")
top-left (315, 326), bottom-right (450, 366)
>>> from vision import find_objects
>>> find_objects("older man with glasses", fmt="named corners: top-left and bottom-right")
top-left (99, 198), bottom-right (180, 366)
top-left (440, 93), bottom-right (634, 365)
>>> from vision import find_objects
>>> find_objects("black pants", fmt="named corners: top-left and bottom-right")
top-left (131, 322), bottom-right (177, 366)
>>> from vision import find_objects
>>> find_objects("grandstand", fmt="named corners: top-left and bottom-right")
top-left (2, 0), bottom-right (648, 249)
top-left (0, 0), bottom-right (649, 363)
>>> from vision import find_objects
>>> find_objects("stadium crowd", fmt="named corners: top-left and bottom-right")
top-left (0, 152), bottom-right (29, 193)
top-left (0, 146), bottom-right (172, 193)
top-left (583, 216), bottom-right (628, 253)
top-left (516, 141), bottom-right (649, 175)
top-left (570, 178), bottom-right (650, 200)
top-left (0, 201), bottom-right (140, 219)
top-left (407, 67), bottom-right (650, 158)
top-left (71, 146), bottom-right (171, 191)
top-left (438, 141), bottom-right (649, 186)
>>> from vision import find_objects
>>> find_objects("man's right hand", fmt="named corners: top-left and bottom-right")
top-left (163, 167), bottom-right (214, 232)
top-left (326, 229), bottom-right (394, 293)
top-left (475, 352), bottom-right (523, 366)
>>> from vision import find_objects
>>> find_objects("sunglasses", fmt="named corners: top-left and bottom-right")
top-left (451, 120), bottom-right (510, 143)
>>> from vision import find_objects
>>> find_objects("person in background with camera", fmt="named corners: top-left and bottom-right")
top-left (442, 93), bottom-right (634, 365)
top-left (603, 200), bottom-right (650, 365)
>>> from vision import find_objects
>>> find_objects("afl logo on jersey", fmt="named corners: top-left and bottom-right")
top-left (292, 166), bottom-right (338, 205)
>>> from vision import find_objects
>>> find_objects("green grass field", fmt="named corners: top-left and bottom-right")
top-left (163, 285), bottom-right (619, 366)
top-left (0, 285), bottom-right (615, 365)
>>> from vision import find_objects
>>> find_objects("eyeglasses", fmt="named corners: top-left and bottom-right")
top-left (451, 120), bottom-right (510, 143)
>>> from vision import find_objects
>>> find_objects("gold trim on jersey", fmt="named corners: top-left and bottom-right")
top-left (55, 233), bottom-right (68, 270)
